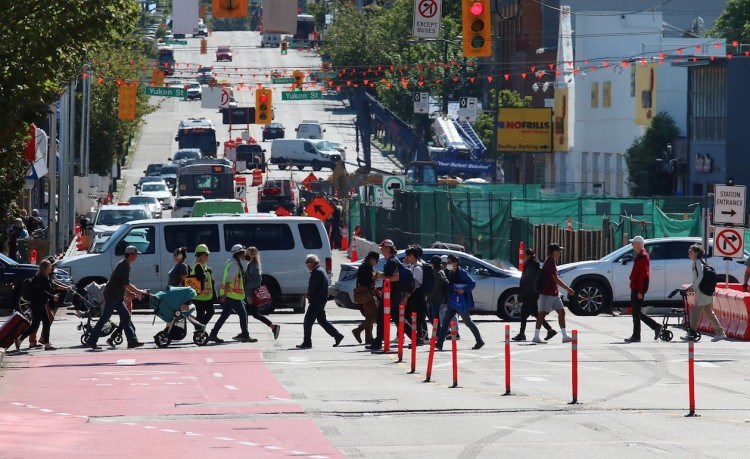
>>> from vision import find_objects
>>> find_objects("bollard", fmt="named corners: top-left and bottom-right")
top-left (409, 312), bottom-right (417, 374)
top-left (503, 324), bottom-right (511, 395)
top-left (397, 304), bottom-right (405, 362)
top-left (450, 321), bottom-right (458, 388)
top-left (424, 318), bottom-right (438, 382)
top-left (518, 241), bottom-right (525, 271)
top-left (351, 245), bottom-right (358, 262)
top-left (341, 236), bottom-right (349, 251)
top-left (383, 279), bottom-right (391, 353)
top-left (30, 249), bottom-right (38, 265)
top-left (568, 329), bottom-right (579, 404)
top-left (567, 216), bottom-right (573, 230)
top-left (686, 338), bottom-right (698, 417)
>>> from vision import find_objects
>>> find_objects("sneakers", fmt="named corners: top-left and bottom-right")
top-left (711, 333), bottom-right (727, 342)
top-left (654, 325), bottom-right (663, 341)
top-left (232, 333), bottom-right (243, 340)
top-left (472, 341), bottom-right (485, 350)
top-left (532, 336), bottom-right (544, 344)
top-left (512, 334), bottom-right (526, 342)
top-left (272, 324), bottom-right (281, 340)
top-left (87, 342), bottom-right (101, 350)
top-left (296, 343), bottom-right (312, 349)
top-left (624, 337), bottom-right (641, 343)
top-left (435, 343), bottom-right (443, 351)
top-left (127, 341), bottom-right (145, 349)
top-left (544, 329), bottom-right (558, 341)
top-left (365, 344), bottom-right (381, 351)
top-left (562, 335), bottom-right (573, 343)
top-left (13, 338), bottom-right (21, 351)
top-left (209, 336), bottom-right (224, 344)
top-left (680, 333), bottom-right (698, 341)
top-left (44, 345), bottom-right (56, 351)
top-left (237, 335), bottom-right (258, 343)
top-left (30, 343), bottom-right (43, 349)
top-left (333, 335), bottom-right (344, 347)
top-left (352, 329), bottom-right (363, 344)
top-left (106, 338), bottom-right (116, 349)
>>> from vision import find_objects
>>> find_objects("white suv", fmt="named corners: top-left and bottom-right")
top-left (558, 237), bottom-right (749, 316)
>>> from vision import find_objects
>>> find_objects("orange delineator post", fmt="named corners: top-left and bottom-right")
top-left (450, 321), bottom-right (458, 388)
top-left (569, 329), bottom-right (579, 405)
top-left (409, 312), bottom-right (417, 374)
top-left (383, 279), bottom-right (391, 353)
top-left (341, 236), bottom-right (349, 251)
top-left (503, 324), bottom-right (511, 396)
top-left (518, 241), bottom-right (525, 271)
top-left (350, 245), bottom-right (358, 262)
top-left (397, 304), bottom-right (405, 362)
top-left (30, 249), bottom-right (37, 265)
top-left (687, 338), bottom-right (697, 417)
top-left (424, 318), bottom-right (438, 382)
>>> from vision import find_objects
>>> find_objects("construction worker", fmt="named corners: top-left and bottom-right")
top-left (192, 244), bottom-right (216, 326)
top-left (208, 244), bottom-right (255, 343)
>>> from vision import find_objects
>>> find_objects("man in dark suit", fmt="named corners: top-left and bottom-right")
top-left (297, 254), bottom-right (344, 349)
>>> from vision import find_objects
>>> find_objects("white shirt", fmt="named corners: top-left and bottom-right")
top-left (411, 261), bottom-right (424, 289)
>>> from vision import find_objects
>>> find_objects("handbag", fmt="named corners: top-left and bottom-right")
top-left (353, 286), bottom-right (373, 304)
top-left (251, 285), bottom-right (273, 308)
top-left (448, 292), bottom-right (468, 312)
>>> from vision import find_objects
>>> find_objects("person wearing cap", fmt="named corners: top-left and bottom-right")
top-left (8, 217), bottom-right (29, 261)
top-left (208, 244), bottom-right (255, 343)
top-left (366, 239), bottom-right (401, 351)
top-left (534, 243), bottom-right (575, 344)
top-left (295, 198), bottom-right (307, 216)
top-left (436, 254), bottom-right (484, 350)
top-left (86, 246), bottom-right (146, 350)
top-left (625, 236), bottom-right (662, 343)
top-left (513, 248), bottom-right (555, 342)
top-left (297, 254), bottom-right (344, 349)
top-left (352, 251), bottom-right (380, 345)
top-left (192, 244), bottom-right (216, 326)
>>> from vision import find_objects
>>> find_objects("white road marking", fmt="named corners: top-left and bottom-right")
top-left (25, 405), bottom-right (37, 409)
top-left (95, 384), bottom-right (114, 387)
top-left (205, 357), bottom-right (214, 364)
top-left (161, 429), bottom-right (178, 433)
top-left (116, 359), bottom-right (136, 366)
top-left (123, 422), bottom-right (137, 426)
top-left (55, 412), bottom-right (71, 416)
top-left (288, 357), bottom-right (308, 362)
top-left (309, 456), bottom-right (329, 459)
top-left (225, 385), bottom-right (238, 390)
top-left (150, 377), bottom-right (163, 381)
top-left (11, 402), bottom-right (24, 406)
top-left (143, 426), bottom-right (157, 429)
top-left (213, 372), bottom-right (223, 378)
top-left (290, 451), bottom-right (307, 455)
top-left (129, 383), bottom-right (149, 386)
top-left (39, 408), bottom-right (53, 413)
top-left (215, 437), bottom-right (235, 441)
top-left (185, 432), bottom-right (202, 436)
top-left (238, 442), bottom-right (258, 446)
top-left (181, 376), bottom-right (198, 380)
top-left (697, 361), bottom-right (718, 368)
top-left (494, 426), bottom-right (545, 434)
top-left (80, 378), bottom-right (98, 381)
top-left (165, 382), bottom-right (183, 385)
top-left (113, 377), bottom-right (132, 381)
top-left (267, 395), bottom-right (293, 402)
top-left (521, 376), bottom-right (548, 382)
top-left (264, 445), bottom-right (283, 450)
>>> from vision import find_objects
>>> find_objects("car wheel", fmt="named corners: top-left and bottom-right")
top-left (496, 289), bottom-right (522, 321)
top-left (312, 160), bottom-right (322, 171)
top-left (277, 158), bottom-right (287, 170)
top-left (570, 280), bottom-right (610, 316)
top-left (297, 165), bottom-right (305, 171)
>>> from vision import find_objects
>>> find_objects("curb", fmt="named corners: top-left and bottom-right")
top-left (0, 348), bottom-right (5, 369)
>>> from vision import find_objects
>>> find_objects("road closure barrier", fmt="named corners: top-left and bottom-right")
top-left (503, 324), bottom-right (511, 396)
top-left (569, 330), bottom-right (579, 405)
top-left (687, 337), bottom-right (698, 417)
top-left (686, 284), bottom-right (750, 340)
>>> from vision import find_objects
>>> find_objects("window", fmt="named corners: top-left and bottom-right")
top-left (299, 223), bottom-right (323, 249)
top-left (115, 226), bottom-right (155, 255)
top-left (304, 142), bottom-right (316, 153)
top-left (591, 82), bottom-right (599, 108)
top-left (190, 174), bottom-right (220, 191)
top-left (603, 81), bottom-right (611, 108)
top-left (645, 243), bottom-right (666, 260)
top-left (689, 66), bottom-right (726, 141)
top-left (164, 224), bottom-right (220, 253)
top-left (224, 224), bottom-right (294, 251)
top-left (665, 241), bottom-right (693, 260)
top-left (458, 257), bottom-right (493, 277)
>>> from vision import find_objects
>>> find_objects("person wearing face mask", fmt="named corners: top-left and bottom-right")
top-left (366, 239), bottom-right (401, 351)
top-left (402, 247), bottom-right (427, 346)
top-left (513, 248), bottom-right (555, 342)
top-left (14, 260), bottom-right (61, 351)
top-left (436, 254), bottom-right (484, 350)
top-left (243, 246), bottom-right (281, 340)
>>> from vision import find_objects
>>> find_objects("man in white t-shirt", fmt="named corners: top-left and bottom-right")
top-left (402, 246), bottom-right (427, 345)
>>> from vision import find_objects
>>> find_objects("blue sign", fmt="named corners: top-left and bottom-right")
top-left (433, 159), bottom-right (495, 174)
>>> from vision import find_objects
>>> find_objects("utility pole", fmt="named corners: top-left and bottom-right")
top-left (442, 39), bottom-right (449, 114)
top-left (48, 104), bottom-right (57, 253)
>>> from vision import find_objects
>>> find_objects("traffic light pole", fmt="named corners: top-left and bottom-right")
top-left (442, 40), bottom-right (449, 114)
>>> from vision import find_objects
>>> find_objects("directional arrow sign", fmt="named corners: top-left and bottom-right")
top-left (144, 86), bottom-right (187, 98)
top-left (714, 184), bottom-right (746, 225)
top-left (714, 226), bottom-right (744, 258)
top-left (305, 196), bottom-right (334, 221)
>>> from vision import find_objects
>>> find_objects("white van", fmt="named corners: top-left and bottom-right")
top-left (295, 121), bottom-right (325, 139)
top-left (57, 216), bottom-right (332, 313)
top-left (270, 139), bottom-right (341, 171)
top-left (261, 33), bottom-right (281, 47)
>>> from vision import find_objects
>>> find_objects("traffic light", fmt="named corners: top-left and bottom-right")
top-left (462, 0), bottom-right (491, 57)
top-left (212, 0), bottom-right (248, 19)
top-left (255, 88), bottom-right (272, 124)
top-left (118, 81), bottom-right (138, 120)
top-left (292, 70), bottom-right (305, 90)
top-left (281, 41), bottom-right (288, 55)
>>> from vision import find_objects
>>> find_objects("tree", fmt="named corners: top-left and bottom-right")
top-left (473, 89), bottom-right (531, 156)
top-left (0, 1), bottom-right (138, 222)
top-left (711, 0), bottom-right (750, 44)
top-left (625, 113), bottom-right (680, 196)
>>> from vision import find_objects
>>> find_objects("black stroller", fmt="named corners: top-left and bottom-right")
top-left (662, 288), bottom-right (702, 342)
top-left (149, 286), bottom-right (209, 348)
top-left (75, 281), bottom-right (122, 345)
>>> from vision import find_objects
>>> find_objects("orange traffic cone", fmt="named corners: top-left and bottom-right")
top-left (351, 245), bottom-right (358, 262)
top-left (341, 236), bottom-right (349, 251)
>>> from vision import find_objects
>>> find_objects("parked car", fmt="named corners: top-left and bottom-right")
top-left (128, 195), bottom-right (163, 219)
top-left (1, 253), bottom-right (73, 310)
top-left (185, 82), bottom-right (202, 100)
top-left (333, 249), bottom-right (523, 320)
top-left (172, 196), bottom-right (205, 218)
top-left (139, 182), bottom-right (174, 209)
top-left (559, 237), bottom-right (750, 316)
top-left (92, 205), bottom-right (152, 237)
top-left (215, 45), bottom-right (233, 61)
top-left (262, 122), bottom-right (285, 141)
top-left (135, 176), bottom-right (167, 194)
top-left (144, 163), bottom-right (165, 176)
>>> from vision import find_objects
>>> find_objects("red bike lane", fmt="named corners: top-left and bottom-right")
top-left (0, 349), bottom-right (343, 458)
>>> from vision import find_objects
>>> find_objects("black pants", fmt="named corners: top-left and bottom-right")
top-left (372, 291), bottom-right (401, 349)
top-left (519, 293), bottom-right (552, 335)
top-left (20, 303), bottom-right (51, 343)
top-left (246, 302), bottom-right (273, 327)
top-left (303, 301), bottom-right (341, 345)
top-left (406, 289), bottom-right (428, 340)
top-left (194, 299), bottom-right (215, 326)
top-left (631, 289), bottom-right (659, 339)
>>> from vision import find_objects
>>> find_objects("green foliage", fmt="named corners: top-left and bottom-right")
top-left (473, 89), bottom-right (531, 156)
top-left (710, 0), bottom-right (750, 44)
top-left (625, 113), bottom-right (680, 196)
top-left (0, 1), bottom-right (139, 222)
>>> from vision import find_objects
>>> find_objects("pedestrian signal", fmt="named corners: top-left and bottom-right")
top-left (281, 41), bottom-right (288, 55)
top-left (462, 0), bottom-right (491, 57)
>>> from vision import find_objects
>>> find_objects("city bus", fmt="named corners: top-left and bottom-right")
top-left (175, 118), bottom-right (219, 157)
top-left (177, 162), bottom-right (234, 200)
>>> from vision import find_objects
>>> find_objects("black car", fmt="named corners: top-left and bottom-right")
top-left (144, 163), bottom-right (164, 176)
top-left (262, 122), bottom-right (285, 141)
top-left (0, 253), bottom-right (72, 310)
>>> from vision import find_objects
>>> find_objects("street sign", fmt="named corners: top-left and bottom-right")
top-left (713, 184), bottom-right (746, 225)
top-left (301, 173), bottom-right (319, 188)
top-left (714, 226), bottom-right (744, 258)
top-left (163, 39), bottom-right (188, 45)
top-left (413, 92), bottom-right (429, 114)
top-left (383, 175), bottom-right (405, 198)
top-left (234, 176), bottom-right (247, 201)
top-left (220, 107), bottom-right (256, 125)
top-left (272, 77), bottom-right (295, 84)
top-left (144, 86), bottom-right (187, 98)
top-left (201, 86), bottom-right (231, 109)
top-left (306, 196), bottom-right (334, 221)
top-left (281, 91), bottom-right (323, 101)
top-left (413, 0), bottom-right (442, 39)
top-left (457, 97), bottom-right (478, 122)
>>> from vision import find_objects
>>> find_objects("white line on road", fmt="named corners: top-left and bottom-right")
top-left (264, 445), bottom-right (283, 450)
top-left (697, 361), bottom-right (718, 368)
top-left (494, 426), bottom-right (545, 434)
top-left (215, 437), bottom-right (235, 441)
top-left (238, 442), bottom-right (258, 446)
top-left (96, 384), bottom-right (113, 387)
top-left (55, 412), bottom-right (71, 416)
top-left (205, 357), bottom-right (214, 364)
top-left (181, 376), bottom-right (198, 380)
top-left (184, 432), bottom-right (202, 436)
top-left (161, 429), bottom-right (179, 433)
top-left (225, 385), bottom-right (238, 390)
top-left (521, 376), bottom-right (548, 382)
top-left (213, 372), bottom-right (223, 378)
top-left (267, 395), bottom-right (293, 402)
top-left (39, 408), bottom-right (53, 413)
top-left (116, 359), bottom-right (136, 366)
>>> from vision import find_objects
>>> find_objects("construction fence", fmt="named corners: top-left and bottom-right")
top-left (357, 184), bottom-right (709, 264)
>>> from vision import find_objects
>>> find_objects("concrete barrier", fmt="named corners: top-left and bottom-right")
top-left (350, 237), bottom-right (380, 261)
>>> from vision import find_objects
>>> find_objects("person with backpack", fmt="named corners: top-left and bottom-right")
top-left (366, 239), bottom-right (401, 351)
top-left (352, 251), bottom-right (379, 345)
top-left (436, 254), bottom-right (484, 350)
top-left (513, 248), bottom-right (555, 342)
top-left (625, 236), bottom-right (662, 343)
top-left (426, 255), bottom-right (448, 326)
top-left (684, 244), bottom-right (726, 341)
top-left (402, 247), bottom-right (427, 345)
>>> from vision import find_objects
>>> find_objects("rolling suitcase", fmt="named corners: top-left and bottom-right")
top-left (0, 311), bottom-right (31, 349)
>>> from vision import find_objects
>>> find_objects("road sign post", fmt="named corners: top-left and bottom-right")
top-left (413, 0), bottom-right (442, 39)
top-left (457, 97), bottom-right (478, 122)
top-left (713, 184), bottom-right (746, 226)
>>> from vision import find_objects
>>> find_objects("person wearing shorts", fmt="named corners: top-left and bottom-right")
top-left (534, 243), bottom-right (574, 344)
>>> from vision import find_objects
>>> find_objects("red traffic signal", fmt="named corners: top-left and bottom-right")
top-left (462, 0), bottom-right (491, 57)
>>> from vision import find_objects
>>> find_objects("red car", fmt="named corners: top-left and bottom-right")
top-left (215, 45), bottom-right (233, 62)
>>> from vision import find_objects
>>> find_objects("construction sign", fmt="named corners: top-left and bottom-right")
top-left (305, 196), bottom-right (334, 221)
top-left (301, 173), bottom-right (319, 189)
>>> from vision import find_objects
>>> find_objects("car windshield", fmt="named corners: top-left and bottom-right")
top-left (129, 196), bottom-right (158, 205)
top-left (174, 151), bottom-right (200, 160)
top-left (187, 83), bottom-right (200, 89)
top-left (176, 197), bottom-right (202, 207)
top-left (142, 184), bottom-right (168, 192)
top-left (218, 46), bottom-right (230, 52)
top-left (95, 209), bottom-right (150, 226)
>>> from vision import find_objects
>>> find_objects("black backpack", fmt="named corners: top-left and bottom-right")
top-left (421, 262), bottom-right (435, 293)
top-left (698, 260), bottom-right (718, 296)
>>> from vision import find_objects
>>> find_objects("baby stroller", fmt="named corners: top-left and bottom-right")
top-left (149, 286), bottom-right (209, 347)
top-left (76, 281), bottom-right (122, 346)
top-left (662, 288), bottom-right (702, 342)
